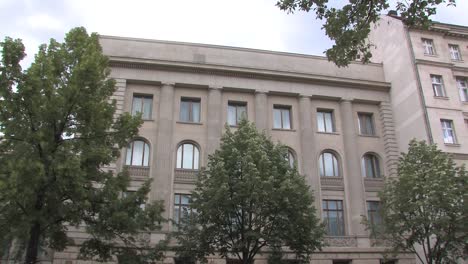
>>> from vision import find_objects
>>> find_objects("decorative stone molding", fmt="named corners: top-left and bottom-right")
top-left (364, 178), bottom-right (385, 191)
top-left (320, 177), bottom-right (344, 191)
top-left (324, 236), bottom-right (358, 247)
top-left (370, 238), bottom-right (393, 247)
top-left (126, 166), bottom-right (150, 178)
top-left (174, 169), bottom-right (198, 184)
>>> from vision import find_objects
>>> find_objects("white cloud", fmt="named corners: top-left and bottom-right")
top-left (25, 13), bottom-right (65, 31)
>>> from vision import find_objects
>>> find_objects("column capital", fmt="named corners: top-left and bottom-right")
top-left (340, 98), bottom-right (353, 103)
top-left (208, 86), bottom-right (223, 91)
top-left (255, 90), bottom-right (268, 95)
top-left (299, 95), bottom-right (311, 100)
top-left (161, 82), bottom-right (175, 87)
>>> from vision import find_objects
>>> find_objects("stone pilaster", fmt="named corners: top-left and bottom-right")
top-left (153, 82), bottom-right (175, 225)
top-left (108, 78), bottom-right (127, 172)
top-left (206, 87), bottom-right (223, 161)
top-left (255, 91), bottom-right (268, 131)
top-left (340, 99), bottom-right (366, 236)
top-left (299, 96), bottom-right (321, 208)
top-left (379, 101), bottom-right (399, 177)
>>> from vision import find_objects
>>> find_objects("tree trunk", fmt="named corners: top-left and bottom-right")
top-left (24, 222), bottom-right (41, 264)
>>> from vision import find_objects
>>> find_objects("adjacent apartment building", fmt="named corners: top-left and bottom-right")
top-left (55, 36), bottom-right (415, 264)
top-left (369, 15), bottom-right (468, 166)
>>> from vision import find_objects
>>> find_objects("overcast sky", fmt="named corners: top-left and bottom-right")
top-left (1, 0), bottom-right (467, 67)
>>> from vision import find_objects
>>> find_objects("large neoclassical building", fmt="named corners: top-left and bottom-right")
top-left (52, 35), bottom-right (414, 264)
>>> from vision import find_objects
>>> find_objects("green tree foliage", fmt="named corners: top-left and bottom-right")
top-left (376, 140), bottom-right (467, 264)
top-left (0, 28), bottom-right (165, 264)
top-left (276, 0), bottom-right (456, 67)
top-left (175, 120), bottom-right (325, 264)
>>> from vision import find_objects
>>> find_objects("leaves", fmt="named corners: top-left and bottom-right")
top-left (0, 28), bottom-right (164, 263)
top-left (276, 0), bottom-right (457, 67)
top-left (376, 140), bottom-right (467, 264)
top-left (175, 119), bottom-right (325, 264)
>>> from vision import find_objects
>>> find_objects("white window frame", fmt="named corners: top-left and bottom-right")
top-left (449, 44), bottom-right (462, 61)
top-left (456, 78), bottom-right (468, 102)
top-left (422, 38), bottom-right (435, 55)
top-left (441, 119), bottom-right (457, 144)
top-left (431, 75), bottom-right (446, 97)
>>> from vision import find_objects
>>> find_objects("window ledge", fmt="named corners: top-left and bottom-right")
top-left (317, 131), bottom-right (340, 135)
top-left (177, 121), bottom-right (203, 125)
top-left (358, 134), bottom-right (379, 138)
top-left (424, 53), bottom-right (438, 57)
top-left (434, 96), bottom-right (449, 100)
top-left (451, 59), bottom-right (463, 63)
top-left (142, 119), bottom-right (154, 122)
top-left (444, 143), bottom-right (461, 147)
top-left (272, 128), bottom-right (296, 132)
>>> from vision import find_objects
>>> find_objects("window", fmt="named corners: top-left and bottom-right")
top-left (126, 140), bottom-right (150, 166)
top-left (286, 149), bottom-right (296, 168)
top-left (457, 78), bottom-right (468, 102)
top-left (449, 44), bottom-right (462, 61)
top-left (322, 200), bottom-right (345, 236)
top-left (362, 154), bottom-right (381, 178)
top-left (422, 38), bottom-right (435, 55)
top-left (174, 194), bottom-right (191, 225)
top-left (317, 110), bottom-right (335, 133)
top-left (227, 102), bottom-right (247, 126)
top-left (131, 95), bottom-right (153, 119)
top-left (273, 105), bottom-right (292, 129)
top-left (333, 261), bottom-right (351, 264)
top-left (319, 152), bottom-right (340, 177)
top-left (441, 119), bottom-right (457, 144)
top-left (431, 75), bottom-right (446, 97)
top-left (367, 201), bottom-right (382, 228)
top-left (123, 190), bottom-right (146, 209)
top-left (358, 113), bottom-right (375, 135)
top-left (180, 98), bottom-right (201, 123)
top-left (176, 143), bottom-right (200, 169)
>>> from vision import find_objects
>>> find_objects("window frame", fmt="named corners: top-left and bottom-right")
top-left (362, 153), bottom-right (381, 178)
top-left (131, 94), bottom-right (153, 120)
top-left (273, 105), bottom-right (292, 129)
top-left (319, 151), bottom-right (340, 177)
top-left (367, 201), bottom-right (382, 229)
top-left (322, 199), bottom-right (345, 236)
top-left (431, 75), bottom-right (446, 97)
top-left (180, 97), bottom-right (201, 123)
top-left (317, 109), bottom-right (335, 133)
top-left (125, 140), bottom-right (150, 167)
top-left (441, 119), bottom-right (457, 144)
top-left (456, 77), bottom-right (468, 102)
top-left (358, 113), bottom-right (375, 136)
top-left (286, 148), bottom-right (296, 168)
top-left (422, 38), bottom-right (435, 55)
top-left (449, 44), bottom-right (462, 61)
top-left (176, 142), bottom-right (200, 170)
top-left (173, 193), bottom-right (191, 226)
top-left (227, 101), bottom-right (247, 126)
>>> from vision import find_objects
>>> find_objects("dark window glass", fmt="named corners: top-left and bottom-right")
top-left (358, 113), bottom-right (375, 135)
top-left (174, 194), bottom-right (191, 225)
top-left (180, 98), bottom-right (201, 123)
top-left (362, 154), bottom-right (381, 178)
top-left (322, 200), bottom-right (345, 236)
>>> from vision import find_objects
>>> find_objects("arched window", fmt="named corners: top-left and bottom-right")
top-left (126, 140), bottom-right (150, 166)
top-left (176, 143), bottom-right (200, 170)
top-left (286, 149), bottom-right (296, 168)
top-left (319, 152), bottom-right (340, 177)
top-left (362, 153), bottom-right (381, 178)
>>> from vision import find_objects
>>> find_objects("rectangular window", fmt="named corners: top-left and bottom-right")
top-left (449, 44), bottom-right (462, 61)
top-left (322, 200), bottom-right (345, 236)
top-left (273, 105), bottom-right (292, 129)
top-left (431, 75), bottom-right (446, 97)
top-left (132, 95), bottom-right (153, 119)
top-left (457, 78), bottom-right (468, 102)
top-left (180, 98), bottom-right (201, 123)
top-left (317, 110), bottom-right (335, 133)
top-left (422, 38), bottom-right (435, 55)
top-left (358, 113), bottom-right (375, 135)
top-left (441, 119), bottom-right (457, 144)
top-left (227, 102), bottom-right (247, 126)
top-left (367, 201), bottom-right (382, 228)
top-left (333, 261), bottom-right (351, 264)
top-left (174, 194), bottom-right (191, 225)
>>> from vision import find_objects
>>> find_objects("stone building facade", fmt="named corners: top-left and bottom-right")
top-left (369, 15), bottom-right (468, 166)
top-left (52, 36), bottom-right (415, 263)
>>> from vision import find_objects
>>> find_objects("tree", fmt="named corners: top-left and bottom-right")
top-left (0, 28), bottom-right (165, 264)
top-left (373, 140), bottom-right (467, 264)
top-left (276, 0), bottom-right (456, 67)
top-left (175, 120), bottom-right (325, 264)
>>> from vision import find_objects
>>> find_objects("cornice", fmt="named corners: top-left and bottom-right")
top-left (108, 57), bottom-right (391, 92)
top-left (415, 59), bottom-right (468, 73)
